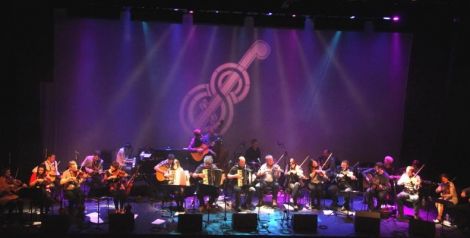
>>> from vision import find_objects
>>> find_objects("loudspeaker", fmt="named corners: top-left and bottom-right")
top-left (109, 213), bottom-right (135, 233)
top-left (354, 211), bottom-right (380, 236)
top-left (292, 214), bottom-right (317, 233)
top-left (41, 215), bottom-right (70, 233)
top-left (232, 213), bottom-right (258, 231)
top-left (177, 213), bottom-right (202, 233)
top-left (409, 219), bottom-right (435, 237)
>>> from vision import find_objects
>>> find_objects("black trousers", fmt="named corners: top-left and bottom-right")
top-left (233, 185), bottom-right (255, 208)
top-left (365, 188), bottom-right (388, 210)
top-left (256, 181), bottom-right (279, 203)
top-left (328, 184), bottom-right (353, 209)
top-left (308, 182), bottom-right (323, 207)
top-left (197, 184), bottom-right (219, 207)
top-left (110, 189), bottom-right (127, 210)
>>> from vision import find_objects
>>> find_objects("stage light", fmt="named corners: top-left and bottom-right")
top-left (267, 12), bottom-right (272, 16)
top-left (350, 16), bottom-right (356, 20)
top-left (392, 16), bottom-right (400, 22)
top-left (189, 10), bottom-right (193, 14)
top-left (292, 14), bottom-right (296, 18)
top-left (173, 8), bottom-right (179, 12)
top-left (383, 16), bottom-right (391, 21)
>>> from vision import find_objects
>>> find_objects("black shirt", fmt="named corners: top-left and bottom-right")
top-left (244, 147), bottom-right (261, 164)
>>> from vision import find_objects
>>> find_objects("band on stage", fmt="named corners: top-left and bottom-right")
top-left (1, 130), bottom-right (470, 230)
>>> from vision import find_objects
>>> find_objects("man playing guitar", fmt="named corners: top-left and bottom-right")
top-left (362, 162), bottom-right (391, 211)
top-left (154, 154), bottom-right (176, 183)
top-left (186, 129), bottom-right (216, 162)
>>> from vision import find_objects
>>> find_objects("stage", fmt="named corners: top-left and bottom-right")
top-left (1, 192), bottom-right (466, 238)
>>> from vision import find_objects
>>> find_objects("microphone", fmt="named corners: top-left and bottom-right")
top-left (74, 150), bottom-right (80, 155)
top-left (257, 157), bottom-right (261, 164)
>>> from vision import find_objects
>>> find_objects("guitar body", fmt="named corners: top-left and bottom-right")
top-left (190, 144), bottom-right (209, 162)
top-left (155, 166), bottom-right (168, 182)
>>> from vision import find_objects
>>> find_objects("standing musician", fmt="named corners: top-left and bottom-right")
top-left (244, 139), bottom-right (262, 165)
top-left (307, 159), bottom-right (328, 209)
top-left (0, 168), bottom-right (25, 217)
top-left (396, 166), bottom-right (421, 220)
top-left (256, 154), bottom-right (282, 207)
top-left (168, 159), bottom-right (188, 212)
top-left (60, 160), bottom-right (86, 215)
top-left (434, 173), bottom-right (458, 223)
top-left (227, 156), bottom-right (256, 212)
top-left (29, 164), bottom-right (54, 214)
top-left (328, 160), bottom-right (357, 211)
top-left (187, 129), bottom-right (216, 164)
top-left (104, 161), bottom-right (129, 214)
top-left (191, 155), bottom-right (221, 212)
top-left (363, 162), bottom-right (391, 211)
top-left (284, 158), bottom-right (306, 210)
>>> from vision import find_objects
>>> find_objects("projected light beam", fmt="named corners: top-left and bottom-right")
top-left (179, 40), bottom-right (271, 134)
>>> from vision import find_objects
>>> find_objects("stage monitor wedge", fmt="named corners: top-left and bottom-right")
top-left (292, 213), bottom-right (317, 233)
top-left (177, 213), bottom-right (202, 233)
top-left (354, 211), bottom-right (380, 236)
top-left (232, 213), bottom-right (257, 231)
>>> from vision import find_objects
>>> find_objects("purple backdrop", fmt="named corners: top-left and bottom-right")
top-left (42, 14), bottom-right (412, 169)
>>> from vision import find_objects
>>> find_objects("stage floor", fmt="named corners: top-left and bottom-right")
top-left (1, 193), bottom-right (466, 237)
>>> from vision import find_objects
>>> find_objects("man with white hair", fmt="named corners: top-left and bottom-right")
top-left (192, 155), bottom-right (221, 212)
top-left (256, 155), bottom-right (282, 207)
top-left (227, 156), bottom-right (256, 211)
top-left (396, 166), bottom-right (421, 220)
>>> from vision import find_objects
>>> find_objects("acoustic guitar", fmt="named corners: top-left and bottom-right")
top-left (187, 144), bottom-right (210, 162)
top-left (155, 166), bottom-right (170, 182)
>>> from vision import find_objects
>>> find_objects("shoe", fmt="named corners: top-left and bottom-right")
top-left (198, 205), bottom-right (206, 212)
top-left (433, 218), bottom-right (442, 224)
top-left (272, 200), bottom-right (278, 207)
top-left (234, 207), bottom-right (241, 212)
top-left (293, 205), bottom-right (299, 211)
top-left (413, 215), bottom-right (420, 220)
top-left (397, 215), bottom-right (408, 221)
top-left (248, 205), bottom-right (256, 211)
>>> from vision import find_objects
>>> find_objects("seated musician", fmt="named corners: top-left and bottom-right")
top-left (317, 149), bottom-right (337, 179)
top-left (284, 158), bottom-right (306, 211)
top-left (191, 155), bottom-right (220, 212)
top-left (328, 160), bottom-right (357, 211)
top-left (434, 173), bottom-right (458, 223)
top-left (256, 155), bottom-right (282, 207)
top-left (0, 168), bottom-right (25, 218)
top-left (168, 159), bottom-right (187, 212)
top-left (396, 166), bottom-right (421, 220)
top-left (448, 186), bottom-right (470, 230)
top-left (227, 156), bottom-right (256, 212)
top-left (307, 159), bottom-right (328, 209)
top-left (363, 162), bottom-right (391, 211)
top-left (154, 153), bottom-right (176, 184)
top-left (29, 164), bottom-right (53, 214)
top-left (80, 150), bottom-right (104, 192)
top-left (104, 161), bottom-right (129, 214)
top-left (33, 153), bottom-right (61, 184)
top-left (60, 160), bottom-right (86, 215)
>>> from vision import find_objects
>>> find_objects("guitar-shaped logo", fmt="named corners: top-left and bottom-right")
top-left (179, 40), bottom-right (271, 135)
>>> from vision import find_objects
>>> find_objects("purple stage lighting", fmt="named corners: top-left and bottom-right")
top-left (392, 16), bottom-right (400, 22)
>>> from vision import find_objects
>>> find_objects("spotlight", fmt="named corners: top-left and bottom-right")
top-left (292, 14), bottom-right (296, 18)
top-left (267, 12), bottom-right (272, 16)
top-left (189, 10), bottom-right (194, 14)
top-left (383, 16), bottom-right (391, 21)
top-left (349, 16), bottom-right (356, 20)
top-left (392, 16), bottom-right (400, 22)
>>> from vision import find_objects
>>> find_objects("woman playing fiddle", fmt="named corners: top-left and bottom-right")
top-left (307, 159), bottom-right (328, 209)
top-left (104, 161), bottom-right (129, 213)
top-left (29, 164), bottom-right (53, 214)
